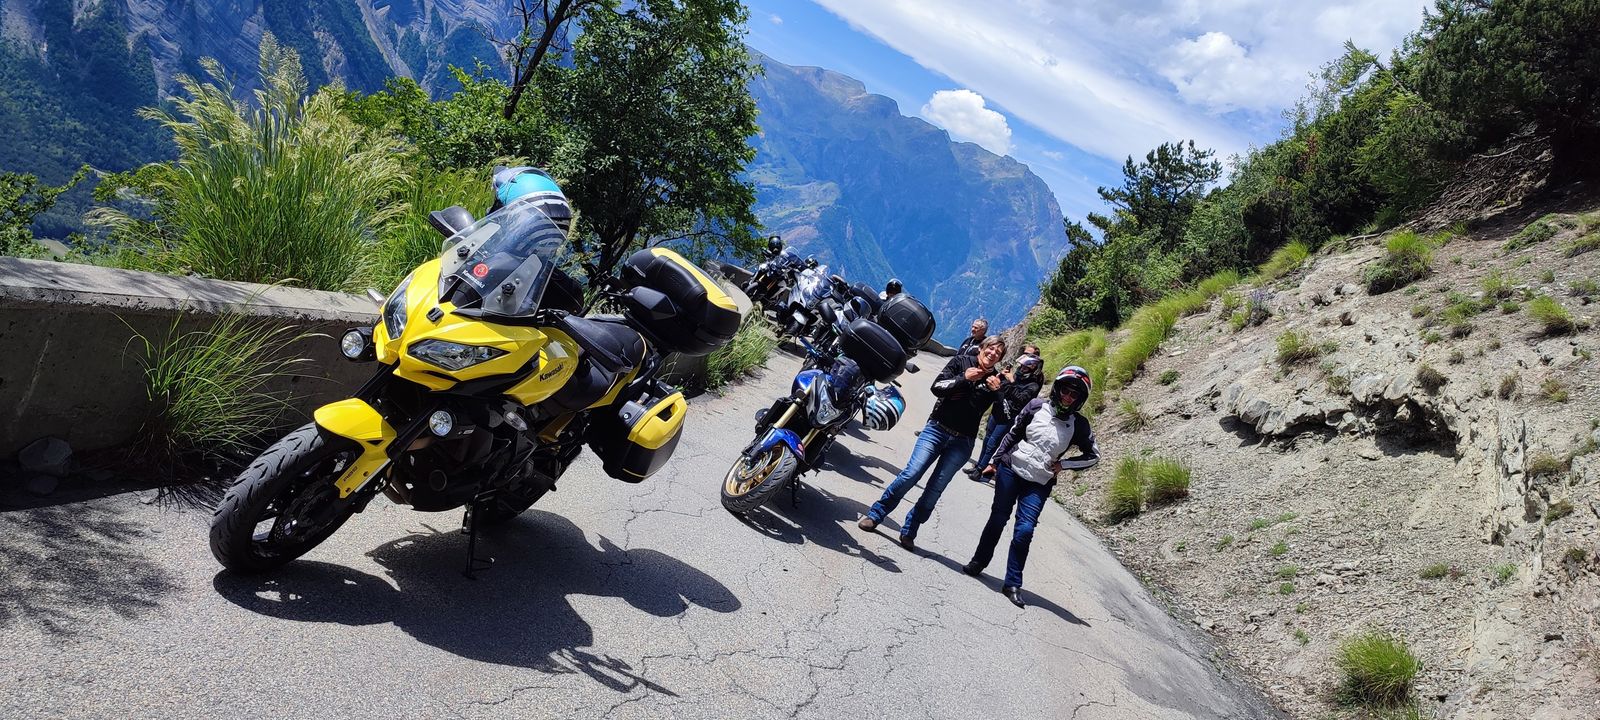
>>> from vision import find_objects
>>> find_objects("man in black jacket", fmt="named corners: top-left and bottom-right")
top-left (967, 344), bottom-right (1043, 479)
top-left (956, 318), bottom-right (988, 356)
top-left (859, 336), bottom-right (1006, 549)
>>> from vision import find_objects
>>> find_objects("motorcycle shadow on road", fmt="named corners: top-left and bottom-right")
top-left (735, 483), bottom-right (902, 574)
top-left (822, 447), bottom-right (901, 487)
top-left (211, 510), bottom-right (740, 695)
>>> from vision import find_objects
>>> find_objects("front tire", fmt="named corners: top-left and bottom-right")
top-left (209, 423), bottom-right (361, 573)
top-left (721, 444), bottom-right (801, 515)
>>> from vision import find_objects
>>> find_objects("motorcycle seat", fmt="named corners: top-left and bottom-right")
top-left (556, 314), bottom-right (647, 374)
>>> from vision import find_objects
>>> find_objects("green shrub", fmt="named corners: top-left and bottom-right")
top-left (1539, 377), bottom-right (1569, 403)
top-left (1415, 364), bottom-right (1447, 393)
top-left (1277, 581), bottom-right (1296, 595)
top-left (1500, 300), bottom-right (1521, 314)
top-left (1526, 296), bottom-right (1576, 335)
top-left (1326, 373), bottom-right (1351, 394)
top-left (705, 314), bottom-right (777, 389)
top-left (1527, 452), bottom-right (1569, 478)
top-left (130, 309), bottom-right (314, 463)
top-left (1364, 231), bottom-right (1433, 293)
top-left (1336, 630), bottom-right (1421, 706)
top-left (1270, 541), bottom-right (1289, 557)
top-left (1145, 458), bottom-right (1191, 504)
top-left (1570, 278), bottom-right (1599, 298)
top-left (1258, 241), bottom-right (1310, 280)
top-left (1157, 369), bottom-right (1179, 385)
top-left (1493, 563), bottom-right (1517, 584)
top-left (1447, 349), bottom-right (1464, 365)
top-left (1104, 457), bottom-right (1146, 522)
top-left (1117, 398), bottom-right (1149, 431)
top-left (1545, 500), bottom-right (1574, 522)
top-left (1566, 233), bottom-right (1600, 257)
top-left (91, 36), bottom-right (406, 291)
top-left (1027, 306), bottom-right (1071, 338)
top-left (1419, 563), bottom-right (1452, 579)
top-left (1276, 564), bottom-right (1300, 580)
top-left (1410, 303), bottom-right (1431, 319)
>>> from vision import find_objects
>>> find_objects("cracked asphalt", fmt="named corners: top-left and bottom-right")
top-left (1, 352), bottom-right (1280, 719)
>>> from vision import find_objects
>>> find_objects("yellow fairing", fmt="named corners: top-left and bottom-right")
top-left (628, 391), bottom-right (687, 450)
top-left (647, 248), bottom-right (738, 313)
top-left (504, 328), bottom-right (580, 405)
top-left (374, 259), bottom-right (549, 392)
top-left (313, 399), bottom-right (396, 498)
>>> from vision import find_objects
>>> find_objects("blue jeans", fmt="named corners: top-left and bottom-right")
top-left (867, 421), bottom-right (975, 540)
top-left (972, 414), bottom-right (1011, 470)
top-left (968, 464), bottom-right (1052, 589)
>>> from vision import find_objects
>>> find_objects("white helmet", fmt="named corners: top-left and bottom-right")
top-left (861, 386), bottom-right (905, 431)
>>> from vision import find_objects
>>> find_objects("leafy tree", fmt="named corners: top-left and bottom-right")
top-left (1, 167), bottom-right (87, 257)
top-left (1088, 140), bottom-right (1222, 251)
top-left (492, 0), bottom-right (614, 120)
top-left (544, 0), bottom-right (761, 282)
top-left (345, 64), bottom-right (555, 171)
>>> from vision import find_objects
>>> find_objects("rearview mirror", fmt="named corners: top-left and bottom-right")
top-left (428, 206), bottom-right (476, 240)
top-left (906, 361), bottom-right (920, 374)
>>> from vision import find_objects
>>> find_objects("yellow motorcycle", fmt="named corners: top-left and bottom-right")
top-left (208, 198), bottom-right (741, 573)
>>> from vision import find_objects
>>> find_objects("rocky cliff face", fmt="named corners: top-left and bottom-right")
top-left (1051, 199), bottom-right (1600, 718)
top-left (748, 53), bottom-right (1064, 345)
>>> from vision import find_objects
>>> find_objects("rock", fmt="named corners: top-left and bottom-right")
top-left (17, 437), bottom-right (72, 477)
top-left (1333, 560), bottom-right (1362, 572)
top-left (1544, 632), bottom-right (1563, 642)
top-left (1315, 573), bottom-right (1341, 586)
top-left (1350, 374), bottom-right (1390, 404)
top-left (24, 473), bottom-right (59, 497)
top-left (1339, 310), bottom-right (1355, 326)
top-left (1339, 283), bottom-right (1361, 296)
top-left (1357, 446), bottom-right (1382, 461)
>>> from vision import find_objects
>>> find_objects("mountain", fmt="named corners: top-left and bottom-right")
top-left (747, 53), bottom-right (1064, 344)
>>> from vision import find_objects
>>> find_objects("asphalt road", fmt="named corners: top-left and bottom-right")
top-left (0, 351), bottom-right (1279, 720)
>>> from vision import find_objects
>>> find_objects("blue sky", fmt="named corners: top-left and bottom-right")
top-left (743, 0), bottom-right (1431, 229)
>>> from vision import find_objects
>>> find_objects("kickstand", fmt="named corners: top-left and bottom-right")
top-left (788, 478), bottom-right (800, 508)
top-left (461, 492), bottom-right (497, 579)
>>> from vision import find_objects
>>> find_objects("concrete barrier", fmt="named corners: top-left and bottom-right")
top-left (0, 258), bottom-right (377, 456)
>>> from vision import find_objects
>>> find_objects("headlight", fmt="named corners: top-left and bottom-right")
top-left (382, 273), bottom-right (414, 339)
top-left (809, 383), bottom-right (843, 425)
top-left (408, 339), bottom-right (507, 371)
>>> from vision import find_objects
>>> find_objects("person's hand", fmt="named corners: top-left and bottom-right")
top-left (1048, 460), bottom-right (1062, 474)
top-left (984, 375), bottom-right (1002, 391)
top-left (963, 367), bottom-right (986, 381)
top-left (982, 464), bottom-right (997, 477)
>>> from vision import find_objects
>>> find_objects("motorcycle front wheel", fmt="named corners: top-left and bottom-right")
top-left (209, 423), bottom-right (361, 573)
top-left (720, 444), bottom-right (800, 515)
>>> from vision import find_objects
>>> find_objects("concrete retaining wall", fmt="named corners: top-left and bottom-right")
top-left (0, 258), bottom-right (378, 456)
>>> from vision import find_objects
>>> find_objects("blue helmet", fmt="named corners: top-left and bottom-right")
top-left (491, 166), bottom-right (571, 233)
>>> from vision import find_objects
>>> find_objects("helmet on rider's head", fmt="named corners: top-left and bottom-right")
top-left (862, 385), bottom-right (905, 431)
top-left (804, 257), bottom-right (818, 269)
top-left (490, 166), bottom-right (571, 233)
top-left (766, 235), bottom-right (784, 256)
top-left (884, 278), bottom-right (903, 296)
top-left (1050, 366), bottom-right (1092, 418)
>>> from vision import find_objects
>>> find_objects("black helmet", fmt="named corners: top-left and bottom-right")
top-left (805, 257), bottom-right (818, 268)
top-left (1050, 366), bottom-right (1092, 418)
top-left (885, 278), bottom-right (903, 296)
top-left (766, 235), bottom-right (784, 256)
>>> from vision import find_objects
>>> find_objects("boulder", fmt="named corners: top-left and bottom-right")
top-left (17, 437), bottom-right (72, 477)
top-left (24, 473), bottom-right (59, 497)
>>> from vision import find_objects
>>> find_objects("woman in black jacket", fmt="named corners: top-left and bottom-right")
top-left (967, 344), bottom-right (1043, 479)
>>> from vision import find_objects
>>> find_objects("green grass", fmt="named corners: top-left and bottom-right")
top-left (1117, 398), bottom-right (1149, 431)
top-left (1545, 499), bottom-right (1575, 522)
top-left (1104, 457), bottom-right (1146, 522)
top-left (1036, 329), bottom-right (1109, 419)
top-left (1248, 512), bottom-right (1298, 531)
top-left (1294, 628), bottom-right (1310, 645)
top-left (1447, 349), bottom-right (1464, 365)
top-left (1270, 541), bottom-right (1289, 557)
top-left (1336, 630), bottom-right (1421, 706)
top-left (1258, 241), bottom-right (1310, 281)
top-left (1571, 278), bottom-right (1600, 298)
top-left (129, 308), bottom-right (314, 464)
top-left (1503, 214), bottom-right (1563, 253)
top-left (1419, 563), bottom-right (1452, 580)
top-left (1499, 300), bottom-right (1521, 314)
top-left (1275, 330), bottom-right (1324, 367)
top-left (1214, 534), bottom-right (1235, 551)
top-left (1564, 547), bottom-right (1587, 564)
top-left (366, 166), bottom-right (494, 291)
top-left (1276, 564), bottom-right (1299, 580)
top-left (1364, 230), bottom-right (1434, 294)
top-left (1567, 233), bottom-right (1600, 257)
top-left (705, 314), bottom-right (777, 390)
top-left (1145, 458), bottom-right (1191, 504)
top-left (1326, 373), bottom-right (1350, 394)
top-left (1157, 369), bottom-right (1179, 385)
top-left (1526, 452), bottom-right (1569, 478)
top-left (1493, 563), bottom-right (1517, 584)
top-left (1498, 373), bottom-right (1518, 399)
top-left (1277, 581), bottom-right (1295, 595)
top-left (1526, 296), bottom-right (1576, 335)
top-left (90, 37), bottom-right (406, 291)
top-left (1539, 377), bottom-right (1569, 403)
top-left (1102, 271), bottom-right (1241, 387)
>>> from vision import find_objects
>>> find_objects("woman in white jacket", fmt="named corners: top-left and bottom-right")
top-left (963, 366), bottom-right (1099, 607)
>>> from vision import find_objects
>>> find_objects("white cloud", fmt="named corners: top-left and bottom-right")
top-left (1041, 150), bottom-right (1066, 161)
top-left (812, 0), bottom-right (1430, 163)
top-left (769, 14), bottom-right (783, 25)
top-left (921, 89), bottom-right (1014, 156)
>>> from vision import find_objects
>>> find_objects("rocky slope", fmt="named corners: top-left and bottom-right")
top-left (747, 53), bottom-right (1064, 345)
top-left (1054, 196), bottom-right (1600, 718)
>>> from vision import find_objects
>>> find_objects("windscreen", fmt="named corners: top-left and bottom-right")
top-left (437, 199), bottom-right (568, 318)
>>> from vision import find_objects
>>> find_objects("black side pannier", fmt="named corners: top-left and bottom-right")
top-left (876, 294), bottom-right (936, 351)
top-left (839, 317), bottom-right (908, 383)
top-left (619, 248), bottom-right (741, 356)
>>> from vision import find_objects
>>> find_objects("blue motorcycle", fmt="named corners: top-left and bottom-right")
top-left (720, 317), bottom-right (913, 514)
